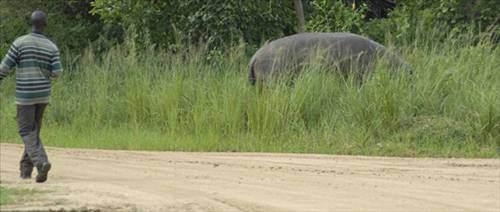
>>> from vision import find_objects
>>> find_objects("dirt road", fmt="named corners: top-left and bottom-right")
top-left (0, 143), bottom-right (499, 212)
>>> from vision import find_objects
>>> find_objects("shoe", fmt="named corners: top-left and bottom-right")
top-left (20, 166), bottom-right (33, 179)
top-left (20, 171), bottom-right (32, 179)
top-left (36, 162), bottom-right (51, 183)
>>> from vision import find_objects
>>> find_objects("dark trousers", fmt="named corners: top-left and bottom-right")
top-left (17, 104), bottom-right (49, 173)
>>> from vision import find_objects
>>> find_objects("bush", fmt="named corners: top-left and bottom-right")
top-left (368, 0), bottom-right (500, 44)
top-left (91, 0), bottom-right (296, 49)
top-left (0, 0), bottom-right (122, 54)
top-left (306, 0), bottom-right (367, 34)
top-left (1, 29), bottom-right (497, 157)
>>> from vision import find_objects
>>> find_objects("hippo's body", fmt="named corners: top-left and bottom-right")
top-left (249, 32), bottom-right (411, 84)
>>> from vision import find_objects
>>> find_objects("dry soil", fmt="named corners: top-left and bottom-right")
top-left (0, 143), bottom-right (499, 212)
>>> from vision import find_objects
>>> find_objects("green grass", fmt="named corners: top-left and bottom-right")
top-left (0, 186), bottom-right (39, 206)
top-left (0, 32), bottom-right (499, 158)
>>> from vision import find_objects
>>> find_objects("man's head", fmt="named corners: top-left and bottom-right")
top-left (31, 10), bottom-right (47, 32)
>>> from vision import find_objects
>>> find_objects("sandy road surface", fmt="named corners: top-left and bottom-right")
top-left (0, 143), bottom-right (499, 212)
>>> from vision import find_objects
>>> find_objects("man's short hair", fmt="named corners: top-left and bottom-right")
top-left (31, 10), bottom-right (47, 27)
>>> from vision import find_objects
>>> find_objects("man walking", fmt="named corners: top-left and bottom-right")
top-left (0, 10), bottom-right (62, 183)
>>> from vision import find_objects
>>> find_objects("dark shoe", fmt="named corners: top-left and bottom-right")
top-left (20, 171), bottom-right (32, 179)
top-left (20, 166), bottom-right (33, 179)
top-left (36, 162), bottom-right (51, 183)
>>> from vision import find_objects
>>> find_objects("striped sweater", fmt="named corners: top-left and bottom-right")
top-left (0, 32), bottom-right (62, 105)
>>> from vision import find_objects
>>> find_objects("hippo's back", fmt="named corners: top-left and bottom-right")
top-left (266, 32), bottom-right (384, 54)
top-left (249, 32), bottom-right (387, 83)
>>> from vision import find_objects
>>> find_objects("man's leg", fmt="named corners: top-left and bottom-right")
top-left (19, 149), bottom-right (33, 179)
top-left (34, 104), bottom-right (48, 163)
top-left (17, 105), bottom-right (36, 178)
top-left (34, 104), bottom-right (50, 183)
top-left (17, 104), bottom-right (50, 182)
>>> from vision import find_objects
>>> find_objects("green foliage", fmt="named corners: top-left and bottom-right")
top-left (0, 187), bottom-right (8, 206)
top-left (371, 0), bottom-right (500, 43)
top-left (401, 0), bottom-right (499, 28)
top-left (304, 0), bottom-right (499, 44)
top-left (401, 116), bottom-right (470, 144)
top-left (1, 0), bottom-right (499, 158)
top-left (307, 0), bottom-right (367, 33)
top-left (1, 31), bottom-right (498, 158)
top-left (0, 186), bottom-right (40, 206)
top-left (2, 0), bottom-right (498, 53)
top-left (0, 0), bottom-right (122, 54)
top-left (91, 0), bottom-right (296, 49)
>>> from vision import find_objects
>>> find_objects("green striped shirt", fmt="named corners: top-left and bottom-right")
top-left (0, 32), bottom-right (62, 105)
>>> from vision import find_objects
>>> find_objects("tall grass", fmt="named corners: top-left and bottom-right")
top-left (0, 32), bottom-right (498, 158)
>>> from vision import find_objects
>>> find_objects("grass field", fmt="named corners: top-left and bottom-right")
top-left (0, 32), bottom-right (498, 158)
top-left (0, 186), bottom-right (39, 206)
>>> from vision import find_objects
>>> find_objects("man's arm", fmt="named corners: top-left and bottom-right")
top-left (50, 48), bottom-right (62, 79)
top-left (0, 44), bottom-right (19, 83)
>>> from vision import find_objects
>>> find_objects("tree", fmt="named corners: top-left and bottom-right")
top-left (0, 0), bottom-right (119, 54)
top-left (91, 0), bottom-right (297, 49)
top-left (294, 0), bottom-right (306, 33)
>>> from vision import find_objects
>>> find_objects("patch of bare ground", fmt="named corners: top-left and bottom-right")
top-left (1, 143), bottom-right (499, 212)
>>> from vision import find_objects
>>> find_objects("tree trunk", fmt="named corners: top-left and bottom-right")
top-left (293, 0), bottom-right (305, 33)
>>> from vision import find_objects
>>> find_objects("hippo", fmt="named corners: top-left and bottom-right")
top-left (248, 32), bottom-right (411, 84)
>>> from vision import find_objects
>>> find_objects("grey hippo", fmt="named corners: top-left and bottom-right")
top-left (248, 32), bottom-right (412, 84)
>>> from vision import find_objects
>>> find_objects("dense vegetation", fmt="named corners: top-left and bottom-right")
top-left (1, 0), bottom-right (498, 52)
top-left (0, 0), bottom-right (499, 157)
